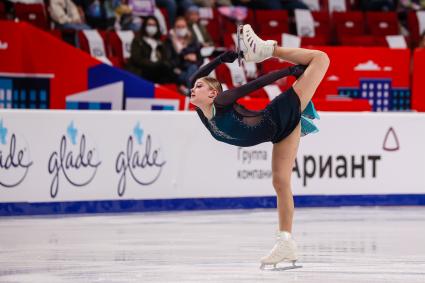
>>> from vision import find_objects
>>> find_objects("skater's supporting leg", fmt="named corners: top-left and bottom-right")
top-left (272, 46), bottom-right (330, 110)
top-left (259, 124), bottom-right (301, 269)
top-left (272, 123), bottom-right (301, 232)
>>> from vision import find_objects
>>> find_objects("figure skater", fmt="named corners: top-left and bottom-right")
top-left (189, 24), bottom-right (330, 269)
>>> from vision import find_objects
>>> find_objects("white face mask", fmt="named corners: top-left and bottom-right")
top-left (175, 27), bottom-right (188, 37)
top-left (145, 25), bottom-right (158, 37)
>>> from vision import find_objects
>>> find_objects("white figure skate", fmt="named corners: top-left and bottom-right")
top-left (260, 232), bottom-right (302, 271)
top-left (236, 24), bottom-right (277, 64)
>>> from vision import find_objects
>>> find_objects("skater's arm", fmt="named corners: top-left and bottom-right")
top-left (189, 50), bottom-right (239, 87)
top-left (215, 65), bottom-right (306, 106)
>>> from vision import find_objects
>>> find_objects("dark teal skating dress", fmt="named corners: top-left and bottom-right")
top-left (191, 51), bottom-right (319, 147)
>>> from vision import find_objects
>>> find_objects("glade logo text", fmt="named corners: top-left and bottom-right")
top-left (115, 122), bottom-right (166, 196)
top-left (48, 122), bottom-right (101, 198)
top-left (0, 120), bottom-right (33, 187)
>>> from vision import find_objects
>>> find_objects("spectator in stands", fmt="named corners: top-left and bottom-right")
top-left (155, 0), bottom-right (177, 26)
top-left (360, 0), bottom-right (396, 11)
top-left (1, 1), bottom-right (12, 20)
top-left (155, 0), bottom-right (196, 26)
top-left (49, 0), bottom-right (91, 30)
top-left (113, 0), bottom-right (142, 31)
top-left (231, 0), bottom-right (309, 10)
top-left (185, 5), bottom-right (213, 47)
top-left (398, 0), bottom-right (425, 10)
top-left (126, 15), bottom-right (176, 83)
top-left (192, 0), bottom-right (232, 6)
top-left (279, 0), bottom-right (309, 10)
top-left (71, 0), bottom-right (87, 21)
top-left (82, 0), bottom-right (117, 30)
top-left (397, 0), bottom-right (425, 35)
top-left (165, 16), bottom-right (203, 91)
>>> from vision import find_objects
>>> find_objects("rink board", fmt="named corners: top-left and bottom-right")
top-left (0, 110), bottom-right (424, 216)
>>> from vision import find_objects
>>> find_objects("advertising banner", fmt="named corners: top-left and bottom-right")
top-left (0, 110), bottom-right (424, 214)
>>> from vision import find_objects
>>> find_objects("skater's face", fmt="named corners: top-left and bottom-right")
top-left (190, 79), bottom-right (218, 107)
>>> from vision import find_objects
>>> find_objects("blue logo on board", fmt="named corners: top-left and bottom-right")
top-left (115, 122), bottom-right (166, 197)
top-left (0, 120), bottom-right (8, 145)
top-left (67, 121), bottom-right (78, 145)
top-left (133, 122), bottom-right (144, 145)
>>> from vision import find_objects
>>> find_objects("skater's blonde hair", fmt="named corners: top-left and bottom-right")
top-left (200, 76), bottom-right (223, 94)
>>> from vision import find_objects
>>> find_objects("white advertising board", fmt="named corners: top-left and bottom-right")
top-left (0, 110), bottom-right (424, 212)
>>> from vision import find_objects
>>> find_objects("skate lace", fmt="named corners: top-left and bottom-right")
top-left (244, 27), bottom-right (271, 58)
top-left (244, 30), bottom-right (257, 54)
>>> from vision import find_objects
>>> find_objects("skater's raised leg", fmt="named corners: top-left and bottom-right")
top-left (272, 46), bottom-right (329, 110)
top-left (240, 24), bottom-right (330, 110)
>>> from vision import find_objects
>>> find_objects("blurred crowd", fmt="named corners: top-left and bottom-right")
top-left (3, 0), bottom-right (425, 89)
top-left (3, 1), bottom-right (425, 32)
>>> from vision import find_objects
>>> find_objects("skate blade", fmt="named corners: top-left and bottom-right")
top-left (260, 261), bottom-right (302, 271)
top-left (236, 25), bottom-right (243, 66)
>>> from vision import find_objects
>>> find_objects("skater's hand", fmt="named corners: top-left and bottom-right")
top-left (220, 50), bottom-right (239, 63)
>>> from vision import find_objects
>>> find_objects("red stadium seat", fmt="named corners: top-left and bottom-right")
top-left (247, 88), bottom-right (269, 99)
top-left (0, 2), bottom-right (6, 19)
top-left (107, 31), bottom-right (135, 68)
top-left (322, 0), bottom-right (359, 12)
top-left (238, 97), bottom-right (268, 110)
top-left (158, 7), bottom-right (169, 32)
top-left (215, 63), bottom-right (236, 88)
top-left (77, 30), bottom-right (121, 65)
top-left (312, 11), bottom-right (332, 37)
top-left (214, 59), bottom-right (252, 90)
top-left (78, 30), bottom-right (107, 54)
top-left (332, 11), bottom-right (365, 44)
top-left (261, 58), bottom-right (291, 73)
top-left (407, 11), bottom-right (421, 47)
top-left (49, 28), bottom-right (62, 39)
top-left (14, 3), bottom-right (49, 30)
top-left (254, 10), bottom-right (289, 36)
top-left (340, 35), bottom-right (387, 47)
top-left (366, 12), bottom-right (399, 36)
top-left (223, 33), bottom-right (236, 49)
top-left (301, 34), bottom-right (329, 47)
top-left (300, 11), bottom-right (331, 46)
top-left (261, 59), bottom-right (294, 89)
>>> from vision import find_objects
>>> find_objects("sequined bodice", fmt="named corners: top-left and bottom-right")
top-left (197, 105), bottom-right (276, 147)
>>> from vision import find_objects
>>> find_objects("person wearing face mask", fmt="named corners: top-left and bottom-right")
top-left (185, 5), bottom-right (214, 47)
top-left (165, 16), bottom-right (203, 93)
top-left (126, 15), bottom-right (176, 84)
